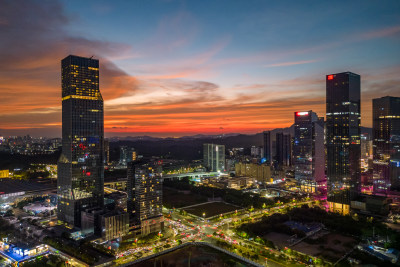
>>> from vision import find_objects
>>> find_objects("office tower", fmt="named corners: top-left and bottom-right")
top-left (373, 96), bottom-right (400, 193)
top-left (276, 132), bottom-right (292, 168)
top-left (57, 55), bottom-right (104, 227)
top-left (203, 144), bottom-right (225, 172)
top-left (119, 146), bottom-right (136, 166)
top-left (326, 72), bottom-right (361, 211)
top-left (127, 162), bottom-right (164, 235)
top-left (360, 133), bottom-right (372, 172)
top-left (263, 131), bottom-right (271, 165)
top-left (104, 139), bottom-right (110, 165)
top-left (251, 146), bottom-right (264, 158)
top-left (293, 111), bottom-right (325, 193)
top-left (361, 133), bottom-right (372, 160)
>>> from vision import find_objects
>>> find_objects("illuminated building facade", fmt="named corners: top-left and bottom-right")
top-left (127, 162), bottom-right (164, 235)
top-left (100, 211), bottom-right (130, 240)
top-left (235, 162), bottom-right (271, 183)
top-left (293, 111), bottom-right (325, 193)
top-left (373, 96), bottom-right (400, 193)
top-left (326, 72), bottom-right (361, 208)
top-left (0, 170), bottom-right (9, 178)
top-left (361, 133), bottom-right (373, 171)
top-left (57, 55), bottom-right (104, 227)
top-left (203, 143), bottom-right (225, 172)
top-left (263, 131), bottom-right (271, 165)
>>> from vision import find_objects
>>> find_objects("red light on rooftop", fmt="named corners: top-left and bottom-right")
top-left (327, 75), bottom-right (334, 80)
top-left (296, 112), bottom-right (309, 116)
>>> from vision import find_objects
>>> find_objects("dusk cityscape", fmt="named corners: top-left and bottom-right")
top-left (0, 1), bottom-right (400, 266)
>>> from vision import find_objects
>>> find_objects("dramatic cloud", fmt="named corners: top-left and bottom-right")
top-left (0, 0), bottom-right (399, 137)
top-left (0, 0), bottom-right (136, 122)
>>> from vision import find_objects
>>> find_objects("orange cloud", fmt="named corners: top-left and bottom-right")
top-left (1, 2), bottom-right (399, 138)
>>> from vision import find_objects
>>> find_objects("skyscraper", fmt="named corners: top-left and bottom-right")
top-left (326, 72), bottom-right (361, 211)
top-left (293, 111), bottom-right (325, 193)
top-left (373, 96), bottom-right (400, 193)
top-left (203, 144), bottom-right (225, 172)
top-left (275, 132), bottom-right (292, 168)
top-left (119, 146), bottom-right (136, 166)
top-left (57, 55), bottom-right (104, 227)
top-left (263, 131), bottom-right (271, 165)
top-left (127, 162), bottom-right (164, 235)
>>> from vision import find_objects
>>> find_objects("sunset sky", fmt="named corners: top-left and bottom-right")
top-left (0, 0), bottom-right (399, 137)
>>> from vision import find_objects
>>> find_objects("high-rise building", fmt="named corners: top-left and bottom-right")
top-left (119, 146), bottom-right (136, 166)
top-left (360, 133), bottom-right (373, 172)
top-left (293, 111), bottom-right (325, 193)
top-left (373, 96), bottom-right (400, 193)
top-left (203, 144), bottom-right (225, 172)
top-left (251, 146), bottom-right (264, 158)
top-left (263, 131), bottom-right (271, 165)
top-left (127, 162), bottom-right (164, 235)
top-left (275, 132), bottom-right (292, 168)
top-left (326, 72), bottom-right (361, 211)
top-left (57, 55), bottom-right (104, 227)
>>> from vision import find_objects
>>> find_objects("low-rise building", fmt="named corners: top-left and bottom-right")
top-left (101, 211), bottom-right (130, 240)
top-left (235, 162), bottom-right (271, 183)
top-left (0, 169), bottom-right (9, 178)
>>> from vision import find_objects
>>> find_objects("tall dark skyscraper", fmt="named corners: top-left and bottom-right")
top-left (373, 96), bottom-right (400, 193)
top-left (293, 111), bottom-right (325, 193)
top-left (57, 55), bottom-right (104, 227)
top-left (326, 72), bottom-right (361, 210)
top-left (263, 131), bottom-right (271, 165)
top-left (275, 132), bottom-right (292, 168)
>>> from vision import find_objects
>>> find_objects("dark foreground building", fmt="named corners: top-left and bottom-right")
top-left (326, 72), bottom-right (361, 214)
top-left (373, 96), bottom-right (400, 194)
top-left (275, 132), bottom-right (292, 168)
top-left (263, 131), bottom-right (271, 165)
top-left (57, 55), bottom-right (104, 228)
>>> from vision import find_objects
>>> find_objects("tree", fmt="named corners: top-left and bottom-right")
top-left (61, 231), bottom-right (71, 239)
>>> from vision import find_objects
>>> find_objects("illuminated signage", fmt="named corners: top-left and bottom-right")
top-left (296, 112), bottom-right (309, 116)
top-left (327, 75), bottom-right (334, 80)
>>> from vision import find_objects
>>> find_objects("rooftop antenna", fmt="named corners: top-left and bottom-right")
top-left (89, 55), bottom-right (94, 59)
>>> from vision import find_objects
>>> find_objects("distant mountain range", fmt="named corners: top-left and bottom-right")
top-left (109, 126), bottom-right (372, 143)
top-left (108, 126), bottom-right (372, 161)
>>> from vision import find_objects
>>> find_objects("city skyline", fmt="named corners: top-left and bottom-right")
top-left (1, 0), bottom-right (400, 137)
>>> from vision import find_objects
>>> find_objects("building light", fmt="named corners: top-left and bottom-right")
top-left (296, 112), bottom-right (309, 116)
top-left (327, 75), bottom-right (334, 80)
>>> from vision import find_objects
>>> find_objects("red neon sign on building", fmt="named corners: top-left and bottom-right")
top-left (327, 75), bottom-right (334, 80)
top-left (296, 112), bottom-right (309, 116)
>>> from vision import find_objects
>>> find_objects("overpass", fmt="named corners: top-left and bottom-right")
top-left (163, 171), bottom-right (221, 180)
